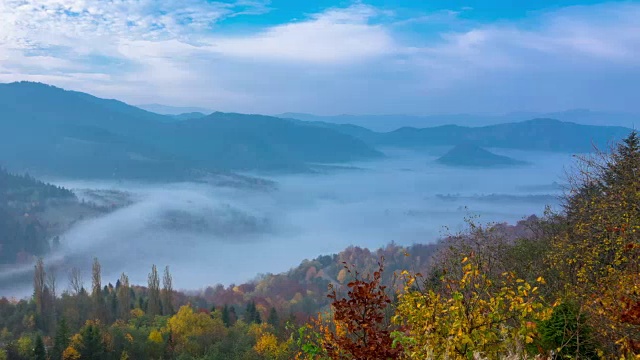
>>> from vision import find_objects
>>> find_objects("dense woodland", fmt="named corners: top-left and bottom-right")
top-left (0, 168), bottom-right (74, 264)
top-left (0, 133), bottom-right (639, 359)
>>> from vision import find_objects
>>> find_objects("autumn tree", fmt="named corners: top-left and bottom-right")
top-left (394, 253), bottom-right (548, 359)
top-left (166, 305), bottom-right (227, 356)
top-left (68, 267), bottom-right (83, 295)
top-left (116, 273), bottom-right (130, 321)
top-left (91, 258), bottom-right (106, 322)
top-left (147, 265), bottom-right (161, 317)
top-left (33, 258), bottom-right (46, 317)
top-left (161, 266), bottom-right (174, 316)
top-left (309, 259), bottom-right (401, 360)
top-left (548, 131), bottom-right (640, 356)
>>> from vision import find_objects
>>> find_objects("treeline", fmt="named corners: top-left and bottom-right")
top-left (0, 167), bottom-right (74, 205)
top-left (0, 133), bottom-right (639, 359)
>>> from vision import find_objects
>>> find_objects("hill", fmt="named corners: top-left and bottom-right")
top-left (0, 82), bottom-right (381, 178)
top-left (0, 168), bottom-right (74, 263)
top-left (436, 144), bottom-right (527, 167)
top-left (304, 118), bottom-right (632, 153)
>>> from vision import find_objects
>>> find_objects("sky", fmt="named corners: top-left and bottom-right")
top-left (0, 0), bottom-right (639, 115)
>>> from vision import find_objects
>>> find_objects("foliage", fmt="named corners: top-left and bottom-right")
top-left (304, 259), bottom-right (401, 360)
top-left (547, 131), bottom-right (640, 356)
top-left (395, 253), bottom-right (549, 359)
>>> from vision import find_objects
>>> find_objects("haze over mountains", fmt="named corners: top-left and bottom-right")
top-left (0, 82), bottom-right (633, 182)
top-left (280, 110), bottom-right (640, 131)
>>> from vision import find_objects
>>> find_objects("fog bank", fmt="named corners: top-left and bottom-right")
top-left (0, 149), bottom-right (573, 297)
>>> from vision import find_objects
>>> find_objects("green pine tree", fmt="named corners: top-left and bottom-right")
top-left (51, 318), bottom-right (71, 360)
top-left (34, 334), bottom-right (46, 360)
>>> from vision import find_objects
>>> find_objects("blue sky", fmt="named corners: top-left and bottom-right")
top-left (0, 0), bottom-right (638, 115)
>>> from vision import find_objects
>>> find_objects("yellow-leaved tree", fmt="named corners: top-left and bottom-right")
top-left (394, 253), bottom-right (548, 359)
top-left (165, 305), bottom-right (227, 357)
top-left (547, 131), bottom-right (640, 356)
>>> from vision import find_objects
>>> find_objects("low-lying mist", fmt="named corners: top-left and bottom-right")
top-left (0, 149), bottom-right (574, 298)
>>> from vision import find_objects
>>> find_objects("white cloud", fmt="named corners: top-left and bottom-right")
top-left (0, 1), bottom-right (639, 114)
top-left (209, 5), bottom-right (396, 63)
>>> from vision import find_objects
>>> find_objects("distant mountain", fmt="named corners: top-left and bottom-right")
top-left (164, 112), bottom-right (383, 171)
top-left (436, 144), bottom-right (527, 167)
top-left (303, 118), bottom-right (632, 153)
top-left (138, 103), bottom-right (215, 115)
top-left (171, 112), bottom-right (208, 121)
top-left (377, 119), bottom-right (631, 153)
top-left (0, 82), bottom-right (381, 178)
top-left (280, 110), bottom-right (640, 131)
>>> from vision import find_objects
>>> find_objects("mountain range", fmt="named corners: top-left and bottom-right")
top-left (0, 82), bottom-right (379, 179)
top-left (280, 110), bottom-right (640, 131)
top-left (0, 81), bottom-right (634, 179)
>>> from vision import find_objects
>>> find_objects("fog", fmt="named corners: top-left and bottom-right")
top-left (0, 149), bottom-right (574, 298)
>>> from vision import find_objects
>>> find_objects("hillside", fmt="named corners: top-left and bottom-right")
top-left (0, 168), bottom-right (72, 263)
top-left (0, 82), bottom-right (381, 178)
top-left (436, 144), bottom-right (527, 167)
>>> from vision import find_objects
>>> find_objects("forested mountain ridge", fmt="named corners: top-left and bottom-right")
top-left (0, 82), bottom-right (381, 178)
top-left (0, 168), bottom-right (75, 264)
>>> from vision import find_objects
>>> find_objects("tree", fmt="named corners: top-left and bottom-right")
top-left (244, 301), bottom-right (261, 324)
top-left (222, 305), bottom-right (231, 327)
top-left (68, 267), bottom-right (83, 295)
top-left (161, 266), bottom-right (174, 316)
top-left (52, 318), bottom-right (71, 360)
top-left (147, 265), bottom-right (161, 317)
top-left (548, 131), bottom-right (640, 356)
top-left (395, 254), bottom-right (548, 359)
top-left (116, 273), bottom-right (130, 321)
top-left (79, 322), bottom-right (105, 360)
top-left (166, 305), bottom-right (227, 356)
top-left (33, 334), bottom-right (46, 360)
top-left (33, 258), bottom-right (46, 317)
top-left (268, 307), bottom-right (279, 329)
top-left (310, 259), bottom-right (401, 360)
top-left (91, 258), bottom-right (106, 322)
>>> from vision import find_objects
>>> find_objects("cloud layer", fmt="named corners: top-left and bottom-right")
top-left (0, 1), bottom-right (638, 115)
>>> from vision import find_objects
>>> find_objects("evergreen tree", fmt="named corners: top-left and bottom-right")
top-left (222, 305), bottom-right (231, 327)
top-left (79, 324), bottom-right (105, 360)
top-left (33, 334), bottom-right (46, 360)
top-left (229, 306), bottom-right (237, 326)
top-left (267, 307), bottom-right (279, 328)
top-left (51, 318), bottom-right (71, 360)
top-left (244, 301), bottom-right (256, 323)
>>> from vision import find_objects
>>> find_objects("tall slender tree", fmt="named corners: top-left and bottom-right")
top-left (147, 265), bottom-right (161, 316)
top-left (117, 273), bottom-right (131, 320)
top-left (91, 258), bottom-right (106, 322)
top-left (161, 266), bottom-right (174, 315)
top-left (68, 267), bottom-right (83, 295)
top-left (33, 258), bottom-right (46, 316)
